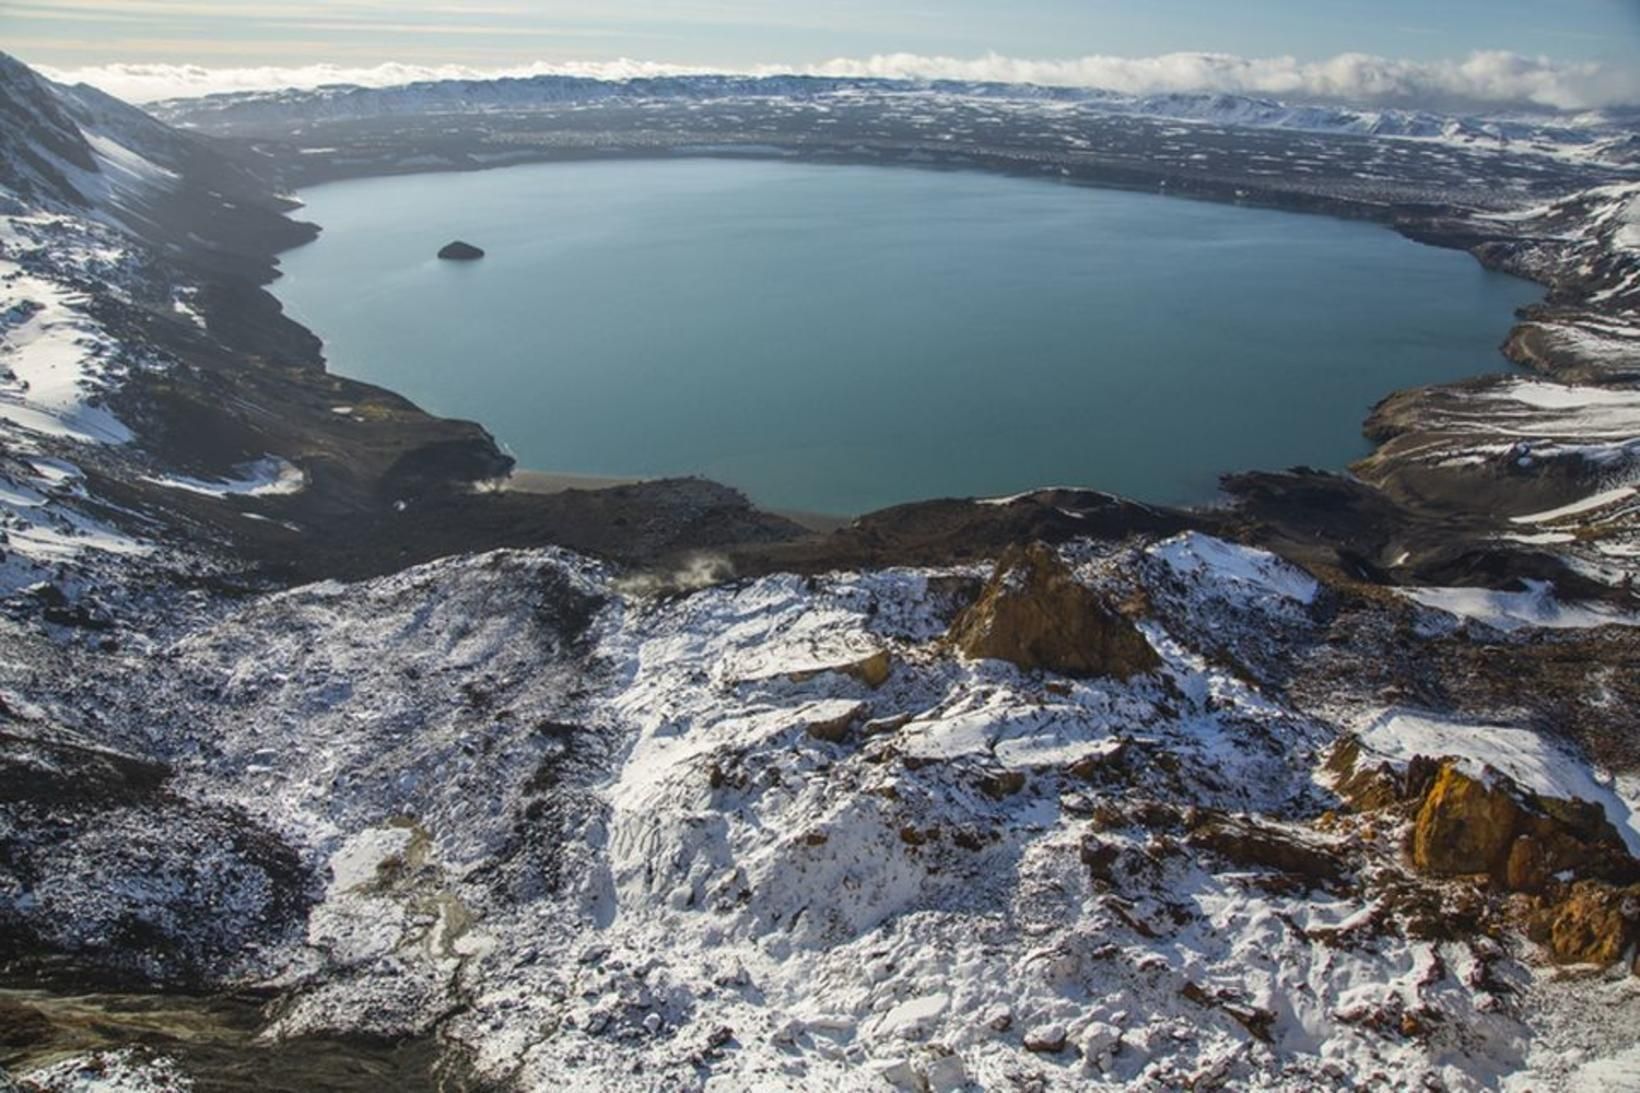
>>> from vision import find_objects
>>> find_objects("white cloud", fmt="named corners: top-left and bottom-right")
top-left (37, 49), bottom-right (1640, 111)
top-left (802, 50), bottom-right (1640, 112)
top-left (34, 59), bottom-right (705, 103)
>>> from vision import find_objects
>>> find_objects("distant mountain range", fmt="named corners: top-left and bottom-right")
top-left (148, 72), bottom-right (1640, 165)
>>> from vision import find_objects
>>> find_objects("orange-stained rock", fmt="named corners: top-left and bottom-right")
top-left (1410, 762), bottom-right (1523, 877)
top-left (1537, 881), bottom-right (1640, 966)
top-left (947, 542), bottom-right (1158, 679)
top-left (1505, 834), bottom-right (1551, 893)
top-left (1406, 759), bottom-right (1637, 892)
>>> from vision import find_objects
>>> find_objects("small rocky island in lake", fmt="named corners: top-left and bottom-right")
top-left (437, 240), bottom-right (485, 260)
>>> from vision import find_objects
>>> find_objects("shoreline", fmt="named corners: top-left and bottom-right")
top-left (502, 468), bottom-right (854, 535)
top-left (237, 91), bottom-right (1635, 588)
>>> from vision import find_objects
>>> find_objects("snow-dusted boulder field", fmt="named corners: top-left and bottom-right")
top-left (7, 535), bottom-right (1640, 1091)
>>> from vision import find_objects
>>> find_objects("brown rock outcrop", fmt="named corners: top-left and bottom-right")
top-left (1410, 763), bottom-right (1525, 877)
top-left (1185, 812), bottom-right (1345, 887)
top-left (1409, 760), bottom-right (1635, 889)
top-left (1530, 880), bottom-right (1640, 966)
top-left (1330, 741), bottom-right (1640, 969)
top-left (946, 542), bottom-right (1158, 679)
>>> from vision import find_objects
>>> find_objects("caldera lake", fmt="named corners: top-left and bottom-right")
top-left (273, 157), bottom-right (1541, 515)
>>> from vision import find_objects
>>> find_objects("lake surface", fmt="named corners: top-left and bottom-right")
top-left (274, 158), bottom-right (1539, 514)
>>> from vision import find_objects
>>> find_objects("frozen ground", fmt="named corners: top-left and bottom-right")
top-left (7, 534), bottom-right (1640, 1091)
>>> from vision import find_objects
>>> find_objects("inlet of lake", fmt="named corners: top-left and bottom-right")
top-left (272, 157), bottom-right (1541, 515)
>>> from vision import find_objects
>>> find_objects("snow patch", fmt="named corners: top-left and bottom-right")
top-left (1404, 580), bottom-right (1640, 632)
top-left (1148, 531), bottom-right (1319, 606)
top-left (0, 258), bottom-right (133, 444)
top-left (144, 455), bottom-right (307, 499)
top-left (1510, 485), bottom-right (1638, 525)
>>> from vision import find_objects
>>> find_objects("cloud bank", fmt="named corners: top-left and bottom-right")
top-left (38, 50), bottom-right (1640, 112)
top-left (807, 51), bottom-right (1640, 113)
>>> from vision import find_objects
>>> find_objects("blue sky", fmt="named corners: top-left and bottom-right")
top-left (4, 0), bottom-right (1636, 68)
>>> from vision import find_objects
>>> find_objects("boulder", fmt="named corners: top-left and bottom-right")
top-left (1533, 880), bottom-right (1640, 965)
top-left (802, 702), bottom-right (866, 744)
top-left (947, 542), bottom-right (1158, 678)
top-left (437, 240), bottom-right (485, 260)
top-left (787, 649), bottom-right (893, 689)
top-left (1078, 1022), bottom-right (1121, 1069)
top-left (845, 649), bottom-right (894, 688)
top-left (1410, 762), bottom-right (1524, 877)
top-left (1409, 759), bottom-right (1636, 888)
top-left (1023, 1022), bottom-right (1068, 1053)
top-left (922, 1047), bottom-right (968, 1092)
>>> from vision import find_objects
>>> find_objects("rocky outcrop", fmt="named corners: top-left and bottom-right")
top-left (1185, 811), bottom-right (1346, 888)
top-left (1409, 763), bottom-right (1526, 877)
top-left (1529, 880), bottom-right (1640, 966)
top-left (1329, 742), bottom-right (1640, 969)
top-left (437, 240), bottom-right (484, 260)
top-left (946, 542), bottom-right (1158, 678)
top-left (1408, 761), bottom-right (1634, 890)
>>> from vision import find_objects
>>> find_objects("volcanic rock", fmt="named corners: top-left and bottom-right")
top-left (1409, 760), bottom-right (1635, 888)
top-left (946, 542), bottom-right (1159, 678)
top-left (1410, 763), bottom-right (1524, 877)
top-left (1185, 812), bottom-right (1345, 886)
top-left (437, 240), bottom-right (485, 260)
top-left (1532, 880), bottom-right (1640, 966)
top-left (1022, 1023), bottom-right (1068, 1053)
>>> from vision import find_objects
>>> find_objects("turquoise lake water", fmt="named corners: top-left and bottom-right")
top-left (273, 158), bottom-right (1540, 514)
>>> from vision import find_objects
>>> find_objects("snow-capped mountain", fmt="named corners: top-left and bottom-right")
top-left (151, 71), bottom-right (1640, 164)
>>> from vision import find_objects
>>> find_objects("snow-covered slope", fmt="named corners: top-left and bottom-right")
top-left (7, 536), bottom-right (1640, 1090)
top-left (0, 54), bottom-right (244, 603)
top-left (0, 187), bottom-right (177, 597)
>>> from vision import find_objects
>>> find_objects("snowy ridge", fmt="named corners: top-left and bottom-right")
top-left (0, 54), bottom-right (300, 603)
top-left (154, 74), bottom-right (1640, 165)
top-left (0, 54), bottom-right (179, 596)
